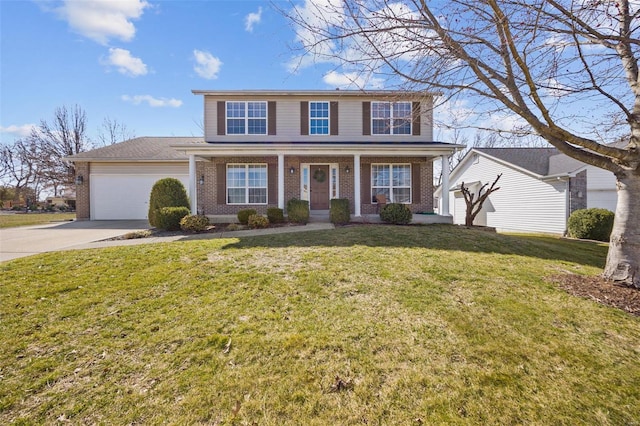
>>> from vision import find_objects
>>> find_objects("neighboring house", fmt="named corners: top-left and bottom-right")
top-left (434, 148), bottom-right (618, 234)
top-left (67, 90), bottom-right (461, 221)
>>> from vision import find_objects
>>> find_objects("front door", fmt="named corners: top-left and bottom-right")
top-left (310, 165), bottom-right (330, 209)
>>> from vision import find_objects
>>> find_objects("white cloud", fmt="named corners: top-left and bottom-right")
top-left (0, 124), bottom-right (36, 138)
top-left (245, 7), bottom-right (262, 32)
top-left (103, 48), bottom-right (148, 76)
top-left (193, 49), bottom-right (222, 80)
top-left (56, 0), bottom-right (149, 45)
top-left (121, 95), bottom-right (182, 108)
top-left (323, 71), bottom-right (384, 89)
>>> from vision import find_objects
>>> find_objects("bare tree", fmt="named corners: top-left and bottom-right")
top-left (461, 174), bottom-right (502, 227)
top-left (0, 139), bottom-right (39, 204)
top-left (97, 116), bottom-right (135, 146)
top-left (285, 0), bottom-right (640, 287)
top-left (30, 105), bottom-right (92, 192)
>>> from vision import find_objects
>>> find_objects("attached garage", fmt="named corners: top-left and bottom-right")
top-left (66, 137), bottom-right (202, 221)
top-left (90, 163), bottom-right (189, 220)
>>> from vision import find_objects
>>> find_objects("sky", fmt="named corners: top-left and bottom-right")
top-left (0, 0), bottom-right (375, 145)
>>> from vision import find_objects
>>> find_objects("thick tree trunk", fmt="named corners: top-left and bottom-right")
top-left (603, 174), bottom-right (640, 288)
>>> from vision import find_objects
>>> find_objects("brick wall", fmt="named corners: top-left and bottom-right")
top-left (75, 162), bottom-right (90, 220)
top-left (199, 155), bottom-right (436, 216)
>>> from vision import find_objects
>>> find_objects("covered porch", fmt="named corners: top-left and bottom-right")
top-left (172, 141), bottom-right (455, 222)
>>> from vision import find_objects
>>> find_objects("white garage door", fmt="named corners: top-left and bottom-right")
top-left (90, 164), bottom-right (189, 220)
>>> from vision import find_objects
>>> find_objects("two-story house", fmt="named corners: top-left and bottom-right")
top-left (69, 90), bottom-right (460, 221)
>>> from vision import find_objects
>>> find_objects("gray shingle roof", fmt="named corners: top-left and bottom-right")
top-left (475, 147), bottom-right (560, 176)
top-left (67, 137), bottom-right (204, 162)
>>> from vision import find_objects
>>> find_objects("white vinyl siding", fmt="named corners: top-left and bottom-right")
top-left (448, 156), bottom-right (568, 234)
top-left (586, 166), bottom-right (617, 212)
top-left (202, 95), bottom-right (434, 142)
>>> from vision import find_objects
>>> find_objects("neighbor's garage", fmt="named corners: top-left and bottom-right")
top-left (90, 163), bottom-right (189, 220)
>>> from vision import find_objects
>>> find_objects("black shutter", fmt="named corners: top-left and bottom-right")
top-left (217, 164), bottom-right (226, 205)
top-left (362, 102), bottom-right (371, 136)
top-left (412, 163), bottom-right (421, 204)
top-left (268, 101), bottom-right (277, 135)
top-left (412, 102), bottom-right (421, 136)
top-left (330, 101), bottom-right (339, 135)
top-left (268, 162), bottom-right (277, 205)
top-left (361, 162), bottom-right (371, 205)
top-left (300, 101), bottom-right (309, 135)
top-left (217, 101), bottom-right (226, 136)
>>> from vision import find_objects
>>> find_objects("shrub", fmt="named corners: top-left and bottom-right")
top-left (330, 198), bottom-right (351, 225)
top-left (226, 223), bottom-right (242, 231)
top-left (267, 207), bottom-right (285, 224)
top-left (148, 178), bottom-right (190, 227)
top-left (180, 214), bottom-right (210, 232)
top-left (287, 199), bottom-right (309, 224)
top-left (567, 208), bottom-right (614, 242)
top-left (248, 214), bottom-right (270, 229)
top-left (380, 203), bottom-right (413, 225)
top-left (156, 206), bottom-right (190, 231)
top-left (237, 209), bottom-right (257, 225)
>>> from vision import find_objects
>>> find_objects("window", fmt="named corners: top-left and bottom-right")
top-left (227, 164), bottom-right (267, 204)
top-left (226, 101), bottom-right (267, 135)
top-left (309, 101), bottom-right (329, 135)
top-left (371, 164), bottom-right (411, 203)
top-left (371, 102), bottom-right (412, 135)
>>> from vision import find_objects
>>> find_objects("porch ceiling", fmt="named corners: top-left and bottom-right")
top-left (171, 142), bottom-right (461, 158)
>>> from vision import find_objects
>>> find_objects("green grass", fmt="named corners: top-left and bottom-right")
top-left (0, 212), bottom-right (75, 228)
top-left (1, 225), bottom-right (638, 425)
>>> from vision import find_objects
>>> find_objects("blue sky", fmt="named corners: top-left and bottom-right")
top-left (0, 0), bottom-right (369, 145)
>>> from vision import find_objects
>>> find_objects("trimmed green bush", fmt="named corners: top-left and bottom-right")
top-left (567, 208), bottom-right (614, 242)
top-left (330, 198), bottom-right (351, 225)
top-left (148, 178), bottom-right (190, 228)
top-left (267, 207), bottom-right (285, 224)
top-left (380, 203), bottom-right (413, 225)
top-left (237, 209), bottom-right (258, 225)
top-left (156, 206), bottom-right (190, 231)
top-left (287, 199), bottom-right (309, 224)
top-left (248, 214), bottom-right (270, 229)
top-left (180, 215), bottom-right (210, 232)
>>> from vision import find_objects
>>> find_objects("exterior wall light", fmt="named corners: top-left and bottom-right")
top-left (345, 165), bottom-right (351, 174)
top-left (198, 175), bottom-right (205, 185)
top-left (75, 175), bottom-right (84, 185)
top-left (289, 167), bottom-right (296, 174)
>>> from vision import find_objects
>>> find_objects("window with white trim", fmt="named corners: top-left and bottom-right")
top-left (371, 101), bottom-right (412, 135)
top-left (227, 164), bottom-right (268, 204)
top-left (309, 101), bottom-right (329, 135)
top-left (371, 164), bottom-right (411, 203)
top-left (226, 101), bottom-right (267, 135)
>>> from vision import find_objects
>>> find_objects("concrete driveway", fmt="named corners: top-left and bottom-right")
top-left (0, 220), bottom-right (150, 262)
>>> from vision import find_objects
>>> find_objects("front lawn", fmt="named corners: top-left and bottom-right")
top-left (0, 212), bottom-right (75, 228)
top-left (1, 225), bottom-right (638, 424)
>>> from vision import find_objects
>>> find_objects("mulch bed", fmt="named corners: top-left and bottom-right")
top-left (549, 274), bottom-right (640, 317)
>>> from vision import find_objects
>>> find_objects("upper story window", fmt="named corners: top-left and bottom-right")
top-left (371, 101), bottom-right (412, 135)
top-left (226, 101), bottom-right (267, 135)
top-left (309, 101), bottom-right (329, 135)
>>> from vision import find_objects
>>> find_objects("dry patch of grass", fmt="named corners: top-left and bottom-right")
top-left (0, 225), bottom-right (638, 425)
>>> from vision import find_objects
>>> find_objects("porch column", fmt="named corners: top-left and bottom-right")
top-left (354, 154), bottom-right (361, 217)
top-left (441, 154), bottom-right (450, 216)
top-left (189, 154), bottom-right (197, 214)
top-left (277, 154), bottom-right (285, 209)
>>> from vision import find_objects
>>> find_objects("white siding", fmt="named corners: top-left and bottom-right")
top-left (448, 156), bottom-right (568, 234)
top-left (586, 165), bottom-right (617, 212)
top-left (202, 94), bottom-right (434, 142)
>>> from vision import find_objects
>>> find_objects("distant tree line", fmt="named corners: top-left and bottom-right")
top-left (0, 105), bottom-right (134, 206)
